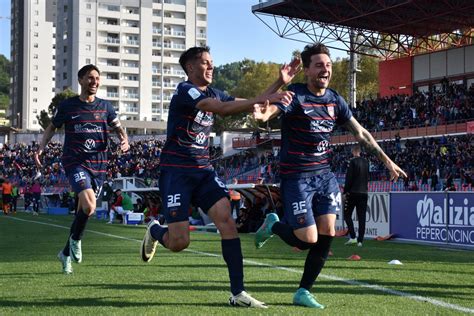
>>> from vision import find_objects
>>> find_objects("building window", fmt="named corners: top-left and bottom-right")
top-left (85, 44), bottom-right (91, 51)
top-left (33, 43), bottom-right (38, 48)
top-left (33, 76), bottom-right (38, 81)
top-left (34, 32), bottom-right (39, 37)
top-left (63, 73), bottom-right (67, 80)
top-left (33, 98), bottom-right (38, 103)
top-left (33, 120), bottom-right (38, 125)
top-left (86, 3), bottom-right (92, 9)
top-left (86, 31), bottom-right (91, 37)
top-left (86, 17), bottom-right (91, 23)
top-left (33, 109), bottom-right (38, 113)
top-left (34, 21), bottom-right (39, 26)
top-left (33, 87), bottom-right (38, 91)
top-left (86, 58), bottom-right (91, 64)
top-left (34, 10), bottom-right (39, 15)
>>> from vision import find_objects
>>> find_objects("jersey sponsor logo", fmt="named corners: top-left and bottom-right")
top-left (310, 120), bottom-right (334, 133)
top-left (316, 140), bottom-right (329, 152)
top-left (188, 87), bottom-right (202, 100)
top-left (195, 132), bottom-right (207, 145)
top-left (84, 139), bottom-right (96, 150)
top-left (304, 109), bottom-right (313, 115)
top-left (75, 123), bottom-right (104, 133)
top-left (72, 115), bottom-right (81, 119)
top-left (194, 110), bottom-right (213, 127)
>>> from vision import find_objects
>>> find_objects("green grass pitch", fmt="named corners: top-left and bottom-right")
top-left (1, 213), bottom-right (473, 315)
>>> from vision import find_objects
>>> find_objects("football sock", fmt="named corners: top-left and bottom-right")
top-left (299, 234), bottom-right (333, 291)
top-left (222, 238), bottom-right (245, 296)
top-left (150, 223), bottom-right (168, 248)
top-left (71, 209), bottom-right (90, 240)
top-left (271, 222), bottom-right (314, 250)
top-left (62, 236), bottom-right (71, 256)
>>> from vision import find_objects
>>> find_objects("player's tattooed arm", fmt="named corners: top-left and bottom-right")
top-left (343, 117), bottom-right (407, 181)
top-left (110, 119), bottom-right (130, 153)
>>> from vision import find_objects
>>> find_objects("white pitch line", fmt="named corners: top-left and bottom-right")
top-left (4, 216), bottom-right (474, 314)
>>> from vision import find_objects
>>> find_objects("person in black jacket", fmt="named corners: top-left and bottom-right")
top-left (343, 145), bottom-right (369, 247)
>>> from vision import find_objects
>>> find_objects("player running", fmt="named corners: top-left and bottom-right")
top-left (253, 43), bottom-right (407, 308)
top-left (140, 46), bottom-right (298, 308)
top-left (35, 64), bottom-right (129, 274)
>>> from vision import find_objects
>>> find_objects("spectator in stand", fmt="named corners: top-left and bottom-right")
top-left (108, 189), bottom-right (133, 224)
top-left (11, 182), bottom-right (19, 214)
top-left (229, 178), bottom-right (241, 219)
top-left (31, 180), bottom-right (42, 215)
top-left (444, 173), bottom-right (456, 191)
top-left (2, 179), bottom-right (13, 214)
top-left (343, 145), bottom-right (369, 247)
top-left (430, 170), bottom-right (439, 191)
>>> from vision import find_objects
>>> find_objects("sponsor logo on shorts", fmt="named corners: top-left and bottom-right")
top-left (167, 194), bottom-right (181, 208)
top-left (73, 172), bottom-right (86, 183)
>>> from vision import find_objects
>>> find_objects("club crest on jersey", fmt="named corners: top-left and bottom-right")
top-left (328, 106), bottom-right (335, 118)
top-left (84, 139), bottom-right (96, 150)
top-left (188, 87), bottom-right (201, 100)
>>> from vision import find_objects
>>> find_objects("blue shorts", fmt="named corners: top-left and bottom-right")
top-left (66, 165), bottom-right (105, 197)
top-left (280, 171), bottom-right (341, 229)
top-left (159, 169), bottom-right (229, 224)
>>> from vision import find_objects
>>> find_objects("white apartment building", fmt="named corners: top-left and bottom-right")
top-left (54, 0), bottom-right (207, 134)
top-left (10, 0), bottom-right (57, 131)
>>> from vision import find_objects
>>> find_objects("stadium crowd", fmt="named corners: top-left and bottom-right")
top-left (1, 133), bottom-right (472, 192)
top-left (345, 84), bottom-right (474, 133)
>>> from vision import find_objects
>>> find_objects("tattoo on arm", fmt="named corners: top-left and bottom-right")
top-left (344, 119), bottom-right (386, 161)
top-left (114, 126), bottom-right (127, 139)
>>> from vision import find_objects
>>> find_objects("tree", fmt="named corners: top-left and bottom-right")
top-left (0, 55), bottom-right (10, 115)
top-left (37, 88), bottom-right (77, 129)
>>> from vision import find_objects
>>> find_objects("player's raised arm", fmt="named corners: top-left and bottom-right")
top-left (343, 117), bottom-right (407, 181)
top-left (196, 90), bottom-right (293, 117)
top-left (34, 123), bottom-right (57, 168)
top-left (262, 57), bottom-right (302, 95)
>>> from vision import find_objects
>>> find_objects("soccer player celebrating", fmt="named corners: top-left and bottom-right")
top-left (140, 46), bottom-right (297, 308)
top-left (35, 64), bottom-right (129, 274)
top-left (253, 43), bottom-right (407, 308)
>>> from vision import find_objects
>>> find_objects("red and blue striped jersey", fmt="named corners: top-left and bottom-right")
top-left (160, 81), bottom-right (234, 171)
top-left (277, 84), bottom-right (352, 178)
top-left (52, 96), bottom-right (117, 173)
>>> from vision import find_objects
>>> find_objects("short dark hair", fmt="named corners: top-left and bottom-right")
top-left (78, 64), bottom-right (100, 79)
top-left (179, 46), bottom-right (210, 75)
top-left (301, 43), bottom-right (331, 68)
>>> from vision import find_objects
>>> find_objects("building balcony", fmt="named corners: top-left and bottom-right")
top-left (123, 93), bottom-right (139, 99)
top-left (104, 38), bottom-right (120, 44)
top-left (107, 92), bottom-right (119, 98)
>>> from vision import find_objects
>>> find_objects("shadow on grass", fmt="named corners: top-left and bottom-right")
top-left (0, 297), bottom-right (228, 308)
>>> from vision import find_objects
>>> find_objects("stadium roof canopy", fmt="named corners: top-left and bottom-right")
top-left (252, 0), bottom-right (474, 59)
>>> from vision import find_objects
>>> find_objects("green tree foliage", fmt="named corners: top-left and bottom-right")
top-left (210, 52), bottom-right (378, 133)
top-left (0, 55), bottom-right (10, 114)
top-left (37, 88), bottom-right (77, 129)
